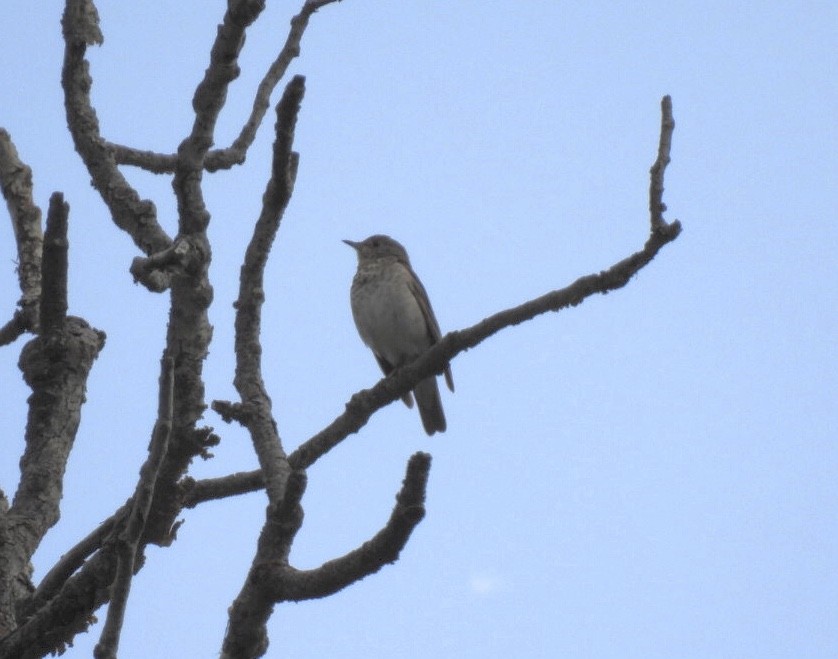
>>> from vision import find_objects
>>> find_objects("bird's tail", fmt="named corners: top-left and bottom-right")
top-left (414, 377), bottom-right (446, 435)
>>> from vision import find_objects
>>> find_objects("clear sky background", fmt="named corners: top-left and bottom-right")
top-left (1, 2), bottom-right (836, 658)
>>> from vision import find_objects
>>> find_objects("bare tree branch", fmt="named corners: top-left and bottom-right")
top-left (61, 0), bottom-right (171, 256)
top-left (220, 468), bottom-right (307, 659)
top-left (276, 452), bottom-right (430, 601)
top-left (0, 549), bottom-right (117, 658)
top-left (202, 0), bottom-right (339, 172)
top-left (650, 95), bottom-right (675, 231)
top-left (0, 493), bottom-right (14, 637)
top-left (0, 191), bottom-right (105, 642)
top-left (22, 431), bottom-right (212, 624)
top-left (106, 0), bottom-right (342, 174)
top-left (218, 452), bottom-right (428, 658)
top-left (2, 8), bottom-right (259, 651)
top-left (0, 312), bottom-right (28, 347)
top-left (1, 7), bottom-right (308, 652)
top-left (217, 74), bottom-right (309, 657)
top-left (64, 0), bottom-right (102, 46)
top-left (128, 239), bottom-right (191, 292)
top-left (136, 0), bottom-right (269, 548)
top-left (173, 0), bottom-right (266, 230)
top-left (39, 194), bottom-right (69, 333)
top-left (180, 470), bottom-right (265, 508)
top-left (0, 129), bottom-right (43, 341)
top-left (9, 220), bottom-right (105, 560)
top-left (24, 507), bottom-right (124, 619)
top-left (93, 356), bottom-right (174, 659)
top-left (219, 74), bottom-right (305, 504)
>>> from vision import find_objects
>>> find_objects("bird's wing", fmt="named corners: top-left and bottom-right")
top-left (406, 267), bottom-right (455, 393)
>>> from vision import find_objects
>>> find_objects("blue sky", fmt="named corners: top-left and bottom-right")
top-left (1, 1), bottom-right (836, 657)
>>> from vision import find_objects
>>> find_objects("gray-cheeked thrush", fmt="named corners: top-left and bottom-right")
top-left (344, 235), bottom-right (454, 435)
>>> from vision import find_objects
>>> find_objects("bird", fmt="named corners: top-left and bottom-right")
top-left (344, 234), bottom-right (454, 435)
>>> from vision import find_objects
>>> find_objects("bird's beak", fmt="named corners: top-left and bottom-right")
top-left (343, 239), bottom-right (360, 250)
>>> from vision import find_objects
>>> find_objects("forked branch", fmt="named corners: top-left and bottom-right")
top-left (106, 0), bottom-right (342, 174)
top-left (274, 452), bottom-right (431, 602)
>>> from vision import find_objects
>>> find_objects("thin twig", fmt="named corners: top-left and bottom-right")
top-left (649, 95), bottom-right (675, 231)
top-left (205, 0), bottom-right (340, 171)
top-left (25, 507), bottom-right (126, 618)
top-left (94, 356), bottom-right (174, 659)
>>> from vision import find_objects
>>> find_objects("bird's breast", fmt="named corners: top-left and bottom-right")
top-left (350, 264), bottom-right (430, 366)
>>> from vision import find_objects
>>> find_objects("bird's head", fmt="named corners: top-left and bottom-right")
top-left (343, 234), bottom-right (409, 263)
